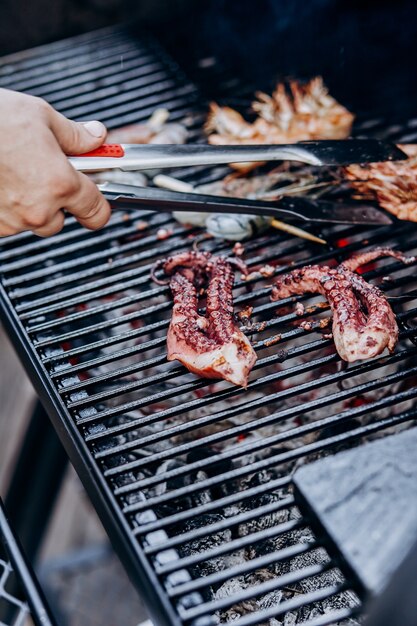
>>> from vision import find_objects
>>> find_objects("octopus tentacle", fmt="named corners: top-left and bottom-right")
top-left (152, 250), bottom-right (212, 288)
top-left (339, 247), bottom-right (415, 273)
top-left (150, 258), bottom-right (171, 285)
top-left (169, 273), bottom-right (215, 355)
top-left (152, 251), bottom-right (256, 386)
top-left (348, 272), bottom-right (398, 356)
top-left (271, 257), bottom-right (402, 362)
top-left (160, 250), bottom-right (212, 274)
top-left (206, 257), bottom-right (237, 344)
top-left (226, 255), bottom-right (250, 276)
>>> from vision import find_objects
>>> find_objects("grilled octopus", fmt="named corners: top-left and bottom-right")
top-left (271, 248), bottom-right (415, 362)
top-left (152, 251), bottom-right (257, 387)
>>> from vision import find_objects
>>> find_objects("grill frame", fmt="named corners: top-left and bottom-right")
top-left (0, 281), bottom-right (185, 626)
top-left (0, 498), bottom-right (56, 626)
top-left (1, 25), bottom-right (417, 626)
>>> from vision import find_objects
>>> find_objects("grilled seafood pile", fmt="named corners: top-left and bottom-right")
top-left (344, 144), bottom-right (417, 222)
top-left (271, 248), bottom-right (415, 362)
top-left (196, 166), bottom-right (327, 201)
top-left (157, 165), bottom-right (333, 242)
top-left (152, 251), bottom-right (257, 387)
top-left (205, 77), bottom-right (354, 171)
top-left (107, 108), bottom-right (188, 145)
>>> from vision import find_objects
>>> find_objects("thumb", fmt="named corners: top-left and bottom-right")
top-left (47, 108), bottom-right (107, 155)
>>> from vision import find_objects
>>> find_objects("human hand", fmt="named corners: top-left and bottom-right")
top-left (0, 88), bottom-right (111, 237)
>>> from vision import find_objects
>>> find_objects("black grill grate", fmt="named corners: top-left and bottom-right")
top-left (1, 26), bottom-right (417, 626)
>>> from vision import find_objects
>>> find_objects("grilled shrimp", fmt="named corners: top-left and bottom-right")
top-left (205, 77), bottom-right (354, 173)
top-left (344, 144), bottom-right (417, 222)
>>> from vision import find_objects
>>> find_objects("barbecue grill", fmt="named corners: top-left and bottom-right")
top-left (1, 24), bottom-right (417, 626)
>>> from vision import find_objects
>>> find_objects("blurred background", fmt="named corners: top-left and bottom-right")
top-left (2, 0), bottom-right (417, 118)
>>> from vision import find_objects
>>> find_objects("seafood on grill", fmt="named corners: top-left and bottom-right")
top-left (204, 213), bottom-right (270, 241)
top-left (154, 170), bottom-right (330, 242)
top-left (107, 108), bottom-right (188, 145)
top-left (196, 166), bottom-right (330, 201)
top-left (271, 248), bottom-right (415, 362)
top-left (151, 251), bottom-right (257, 386)
top-left (205, 77), bottom-right (354, 171)
top-left (154, 172), bottom-right (275, 237)
top-left (344, 144), bottom-right (417, 222)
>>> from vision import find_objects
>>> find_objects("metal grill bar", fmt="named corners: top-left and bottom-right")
top-left (4, 45), bottom-right (156, 93)
top-left (4, 224), bottom-right (181, 287)
top-left (62, 336), bottom-right (320, 399)
top-left (0, 27), bottom-right (125, 69)
top-left (107, 354), bottom-right (417, 490)
top-left (197, 584), bottom-right (350, 626)
top-left (181, 574), bottom-right (345, 621)
top-left (90, 344), bottom-right (415, 462)
top-left (32, 234), bottom-right (414, 366)
top-left (76, 325), bottom-right (415, 430)
top-left (144, 497), bottom-right (296, 553)
top-left (5, 222), bottom-right (404, 292)
top-left (50, 65), bottom-right (175, 110)
top-left (128, 410), bottom-right (417, 518)
top-left (169, 543), bottom-right (317, 597)
top-left (25, 247), bottom-right (416, 335)
top-left (136, 476), bottom-right (293, 535)
top-left (1, 214), bottom-right (163, 274)
top-left (154, 518), bottom-right (304, 575)
top-left (0, 223), bottom-right (374, 305)
top-left (300, 609), bottom-right (362, 626)
top-left (76, 347), bottom-right (320, 426)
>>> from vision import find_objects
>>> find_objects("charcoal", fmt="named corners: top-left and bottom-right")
top-left (283, 613), bottom-right (297, 626)
top-left (186, 448), bottom-right (234, 476)
top-left (215, 569), bottom-right (283, 622)
top-left (155, 459), bottom-right (187, 496)
top-left (238, 491), bottom-right (291, 539)
top-left (186, 448), bottom-right (235, 499)
top-left (189, 471), bottom-right (213, 508)
top-left (151, 459), bottom-right (197, 516)
top-left (282, 543), bottom-right (361, 624)
top-left (178, 513), bottom-right (233, 582)
top-left (315, 417), bottom-right (361, 441)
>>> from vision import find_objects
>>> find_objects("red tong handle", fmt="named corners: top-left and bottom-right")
top-left (77, 144), bottom-right (125, 158)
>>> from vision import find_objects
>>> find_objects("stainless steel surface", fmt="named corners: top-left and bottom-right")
top-left (98, 182), bottom-right (392, 225)
top-left (70, 140), bottom-right (407, 172)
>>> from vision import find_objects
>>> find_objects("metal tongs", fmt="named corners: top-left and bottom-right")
top-left (71, 140), bottom-right (406, 243)
top-left (98, 182), bottom-right (392, 226)
top-left (70, 140), bottom-right (407, 172)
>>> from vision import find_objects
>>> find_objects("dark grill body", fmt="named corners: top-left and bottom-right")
top-left (0, 498), bottom-right (56, 626)
top-left (1, 25), bottom-right (417, 626)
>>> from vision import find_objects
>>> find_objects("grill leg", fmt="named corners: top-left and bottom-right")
top-left (5, 400), bottom-right (68, 563)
